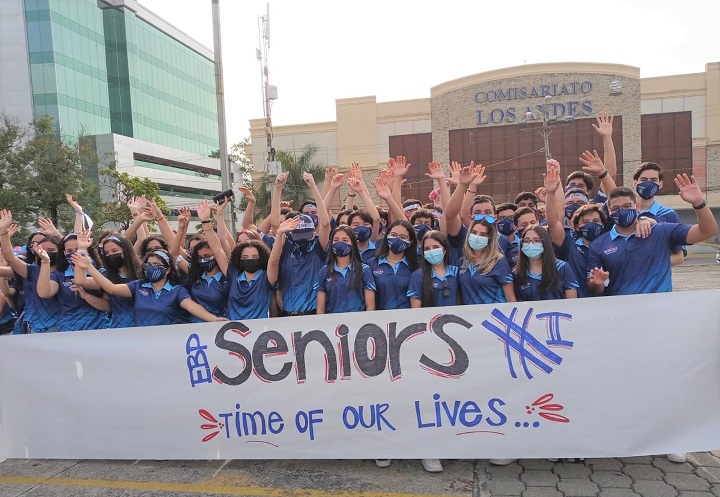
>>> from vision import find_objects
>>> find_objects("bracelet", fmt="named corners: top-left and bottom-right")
top-left (467, 189), bottom-right (477, 194)
top-left (41, 260), bottom-right (50, 264)
top-left (75, 210), bottom-right (83, 215)
top-left (598, 170), bottom-right (608, 179)
top-left (200, 219), bottom-right (212, 224)
top-left (347, 194), bottom-right (356, 197)
top-left (692, 200), bottom-right (707, 210)
top-left (157, 216), bottom-right (166, 222)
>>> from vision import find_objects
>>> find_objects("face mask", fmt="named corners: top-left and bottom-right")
top-left (521, 244), bottom-right (544, 260)
top-left (423, 247), bottom-right (445, 265)
top-left (565, 203), bottom-right (582, 221)
top-left (610, 208), bottom-right (637, 229)
top-left (331, 241), bottom-right (353, 257)
top-left (577, 222), bottom-right (603, 242)
top-left (27, 245), bottom-right (36, 256)
top-left (143, 263), bottom-right (166, 283)
top-left (239, 258), bottom-right (262, 273)
top-left (468, 234), bottom-right (489, 251)
top-left (387, 236), bottom-right (409, 254)
top-left (46, 252), bottom-right (59, 266)
top-left (353, 226), bottom-right (372, 243)
top-left (307, 214), bottom-right (319, 227)
top-left (198, 257), bottom-right (217, 273)
top-left (636, 181), bottom-right (660, 200)
top-left (64, 251), bottom-right (76, 265)
top-left (105, 253), bottom-right (124, 270)
top-left (497, 218), bottom-right (515, 236)
top-left (414, 224), bottom-right (430, 241)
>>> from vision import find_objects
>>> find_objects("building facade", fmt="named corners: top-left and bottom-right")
top-left (0, 0), bottom-right (225, 215)
top-left (249, 62), bottom-right (720, 217)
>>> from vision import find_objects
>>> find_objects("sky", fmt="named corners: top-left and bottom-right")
top-left (139, 0), bottom-right (720, 146)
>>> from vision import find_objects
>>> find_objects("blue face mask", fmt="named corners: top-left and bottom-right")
top-left (497, 218), bottom-right (515, 236)
top-left (331, 241), bottom-right (353, 257)
top-left (64, 251), bottom-right (76, 265)
top-left (353, 226), bottom-right (372, 243)
top-left (423, 247), bottom-right (445, 265)
top-left (610, 208), bottom-right (637, 228)
top-left (468, 234), bottom-right (489, 251)
top-left (521, 244), bottom-right (544, 260)
top-left (143, 263), bottom-right (166, 282)
top-left (198, 257), bottom-right (217, 273)
top-left (577, 222), bottom-right (603, 242)
top-left (387, 236), bottom-right (409, 254)
top-left (414, 224), bottom-right (430, 241)
top-left (636, 181), bottom-right (660, 200)
top-left (565, 203), bottom-right (582, 221)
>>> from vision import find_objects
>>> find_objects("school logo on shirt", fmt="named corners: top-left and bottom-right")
top-left (373, 269), bottom-right (384, 276)
top-left (139, 288), bottom-right (150, 297)
top-left (520, 283), bottom-right (531, 290)
top-left (459, 269), bottom-right (468, 274)
top-left (603, 245), bottom-right (618, 256)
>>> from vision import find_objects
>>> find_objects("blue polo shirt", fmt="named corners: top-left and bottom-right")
top-left (447, 225), bottom-right (467, 267)
top-left (316, 263), bottom-right (376, 313)
top-left (514, 260), bottom-right (579, 301)
top-left (187, 271), bottom-right (230, 323)
top-left (555, 236), bottom-right (593, 298)
top-left (226, 266), bottom-right (274, 320)
top-left (278, 239), bottom-right (327, 312)
top-left (105, 272), bottom-right (135, 329)
top-left (640, 200), bottom-right (685, 255)
top-left (24, 264), bottom-right (61, 332)
top-left (498, 234), bottom-right (520, 267)
top-left (358, 241), bottom-right (376, 264)
top-left (127, 280), bottom-right (191, 326)
top-left (407, 266), bottom-right (460, 307)
top-left (367, 256), bottom-right (413, 310)
top-left (50, 268), bottom-right (109, 331)
top-left (587, 222), bottom-right (691, 296)
top-left (458, 257), bottom-right (513, 305)
top-left (261, 232), bottom-right (275, 250)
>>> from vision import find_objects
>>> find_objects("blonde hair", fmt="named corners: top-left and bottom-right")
top-left (462, 218), bottom-right (504, 275)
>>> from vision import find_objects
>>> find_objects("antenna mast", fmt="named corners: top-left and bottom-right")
top-left (257, 4), bottom-right (280, 177)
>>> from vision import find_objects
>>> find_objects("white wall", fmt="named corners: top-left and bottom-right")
top-left (0, 0), bottom-right (34, 125)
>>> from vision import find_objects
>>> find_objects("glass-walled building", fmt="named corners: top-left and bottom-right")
top-left (0, 0), bottom-right (224, 214)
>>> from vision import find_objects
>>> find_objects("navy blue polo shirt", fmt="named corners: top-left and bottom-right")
top-left (24, 264), bottom-right (61, 332)
top-left (98, 269), bottom-right (136, 329)
top-left (498, 234), bottom-right (520, 267)
top-left (640, 200), bottom-right (685, 255)
top-left (358, 241), bottom-right (376, 264)
top-left (447, 225), bottom-right (467, 267)
top-left (555, 236), bottom-right (593, 298)
top-left (226, 266), bottom-right (274, 320)
top-left (587, 222), bottom-right (691, 296)
top-left (407, 265), bottom-right (460, 307)
top-left (278, 238), bottom-right (327, 312)
top-left (127, 280), bottom-right (191, 326)
top-left (458, 257), bottom-right (513, 305)
top-left (261, 232), bottom-right (275, 250)
top-left (316, 263), bottom-right (376, 313)
top-left (51, 268), bottom-right (109, 331)
top-left (367, 256), bottom-right (413, 310)
top-left (514, 260), bottom-right (579, 301)
top-left (187, 271), bottom-right (230, 323)
top-left (0, 290), bottom-right (15, 325)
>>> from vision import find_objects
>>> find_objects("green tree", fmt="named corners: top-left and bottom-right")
top-left (0, 115), bottom-right (36, 231)
top-left (210, 136), bottom-right (253, 186)
top-left (93, 166), bottom-right (168, 232)
top-left (274, 144), bottom-right (325, 208)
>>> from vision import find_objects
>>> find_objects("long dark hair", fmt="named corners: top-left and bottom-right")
top-left (229, 240), bottom-right (270, 272)
top-left (139, 236), bottom-right (169, 258)
top-left (374, 220), bottom-right (419, 272)
top-left (25, 230), bottom-right (46, 265)
top-left (514, 225), bottom-right (559, 296)
top-left (100, 234), bottom-right (141, 284)
top-left (420, 230), bottom-right (450, 308)
top-left (327, 225), bottom-right (363, 291)
top-left (141, 249), bottom-right (182, 285)
top-left (57, 233), bottom-right (101, 272)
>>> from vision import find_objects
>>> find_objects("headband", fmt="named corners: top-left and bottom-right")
top-left (151, 250), bottom-right (171, 266)
top-left (403, 203), bottom-right (422, 212)
top-left (102, 235), bottom-right (123, 246)
top-left (565, 192), bottom-right (589, 203)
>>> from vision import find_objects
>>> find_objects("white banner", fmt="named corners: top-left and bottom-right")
top-left (1, 290), bottom-right (719, 460)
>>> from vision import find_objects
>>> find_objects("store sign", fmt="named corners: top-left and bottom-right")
top-left (0, 290), bottom-right (719, 460)
top-left (474, 80), bottom-right (594, 125)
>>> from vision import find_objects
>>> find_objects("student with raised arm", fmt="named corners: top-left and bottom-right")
top-left (73, 246), bottom-right (227, 326)
top-left (0, 210), bottom-right (62, 333)
top-left (373, 176), bottom-right (405, 223)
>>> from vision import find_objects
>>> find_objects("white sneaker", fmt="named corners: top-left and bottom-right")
top-left (489, 458), bottom-right (516, 465)
top-left (375, 459), bottom-right (391, 468)
top-left (421, 459), bottom-right (443, 472)
top-left (667, 453), bottom-right (687, 463)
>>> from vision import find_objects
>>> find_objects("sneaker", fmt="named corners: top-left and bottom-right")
top-left (421, 459), bottom-right (443, 473)
top-left (489, 458), bottom-right (516, 465)
top-left (375, 459), bottom-right (391, 468)
top-left (667, 453), bottom-right (687, 463)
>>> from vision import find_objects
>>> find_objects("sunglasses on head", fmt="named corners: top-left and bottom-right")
top-left (473, 214), bottom-right (496, 224)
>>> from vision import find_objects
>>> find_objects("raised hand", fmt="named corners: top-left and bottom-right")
top-left (149, 200), bottom-right (164, 220)
top-left (77, 229), bottom-right (92, 251)
top-left (391, 156), bottom-right (411, 178)
top-left (425, 161), bottom-right (446, 181)
top-left (471, 163), bottom-right (487, 186)
top-left (197, 199), bottom-right (212, 222)
top-left (37, 217), bottom-right (61, 237)
top-left (33, 242), bottom-right (50, 263)
top-left (275, 171), bottom-right (289, 188)
top-left (0, 210), bottom-right (13, 233)
top-left (66, 193), bottom-right (82, 213)
top-left (447, 161), bottom-right (462, 186)
top-left (178, 206), bottom-right (191, 230)
top-left (302, 171), bottom-right (316, 186)
top-left (579, 150), bottom-right (605, 176)
top-left (373, 177), bottom-right (392, 199)
top-left (330, 173), bottom-right (344, 189)
top-left (675, 173), bottom-right (704, 207)
top-left (71, 251), bottom-right (90, 269)
top-left (279, 199), bottom-right (294, 210)
top-left (215, 197), bottom-right (229, 217)
top-left (324, 166), bottom-right (336, 183)
top-left (127, 195), bottom-right (146, 214)
top-left (592, 112), bottom-right (613, 137)
top-left (458, 163), bottom-right (478, 185)
top-left (8, 223), bottom-right (18, 238)
top-left (347, 177), bottom-right (364, 193)
top-left (238, 186), bottom-right (256, 203)
top-left (543, 160), bottom-right (562, 193)
top-left (277, 217), bottom-right (301, 235)
top-left (534, 187), bottom-right (547, 203)
top-left (348, 162), bottom-right (363, 181)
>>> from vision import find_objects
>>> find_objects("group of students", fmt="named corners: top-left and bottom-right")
top-left (0, 113), bottom-right (716, 471)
